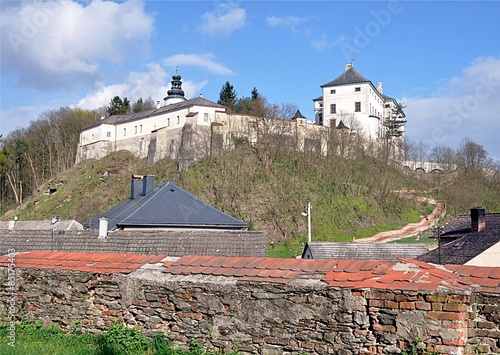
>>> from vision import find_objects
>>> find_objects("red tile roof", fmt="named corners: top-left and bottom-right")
top-left (1, 252), bottom-right (499, 293)
top-left (162, 256), bottom-right (500, 293)
top-left (0, 251), bottom-right (166, 274)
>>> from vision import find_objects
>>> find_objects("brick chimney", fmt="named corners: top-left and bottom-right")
top-left (470, 207), bottom-right (486, 232)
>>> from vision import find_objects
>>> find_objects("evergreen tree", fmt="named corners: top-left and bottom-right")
top-left (251, 87), bottom-right (259, 101)
top-left (217, 81), bottom-right (237, 111)
top-left (107, 96), bottom-right (130, 116)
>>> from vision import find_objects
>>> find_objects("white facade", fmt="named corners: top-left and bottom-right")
top-left (314, 63), bottom-right (402, 142)
top-left (76, 74), bottom-right (227, 164)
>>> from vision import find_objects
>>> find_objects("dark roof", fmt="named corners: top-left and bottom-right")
top-left (0, 229), bottom-right (268, 257)
top-left (336, 120), bottom-right (350, 130)
top-left (85, 181), bottom-right (247, 231)
top-left (81, 97), bottom-right (225, 131)
top-left (321, 66), bottom-right (371, 87)
top-left (417, 213), bottom-right (500, 265)
top-left (291, 109), bottom-right (306, 120)
top-left (302, 242), bottom-right (429, 261)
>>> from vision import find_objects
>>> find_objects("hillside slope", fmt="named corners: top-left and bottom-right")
top-left (2, 149), bottom-right (432, 245)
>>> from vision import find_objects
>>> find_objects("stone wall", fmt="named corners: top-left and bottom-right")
top-left (1, 265), bottom-right (499, 354)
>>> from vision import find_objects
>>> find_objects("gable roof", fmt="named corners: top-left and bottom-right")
top-left (302, 242), bottom-right (429, 261)
top-left (85, 181), bottom-right (248, 231)
top-left (321, 66), bottom-right (371, 87)
top-left (417, 213), bottom-right (500, 265)
top-left (0, 229), bottom-right (268, 257)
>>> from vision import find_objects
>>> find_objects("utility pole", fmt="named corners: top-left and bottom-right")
top-left (302, 202), bottom-right (312, 243)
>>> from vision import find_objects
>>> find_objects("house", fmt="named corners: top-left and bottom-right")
top-left (84, 175), bottom-right (248, 232)
top-left (301, 242), bottom-right (429, 261)
top-left (313, 63), bottom-right (404, 144)
top-left (417, 207), bottom-right (500, 266)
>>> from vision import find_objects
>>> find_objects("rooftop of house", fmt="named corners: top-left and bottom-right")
top-left (417, 209), bottom-right (500, 265)
top-left (0, 229), bottom-right (268, 257)
top-left (85, 176), bottom-right (248, 231)
top-left (302, 242), bottom-right (430, 261)
top-left (321, 64), bottom-right (371, 87)
top-left (0, 219), bottom-right (83, 231)
top-left (81, 96), bottom-right (225, 131)
top-left (1, 252), bottom-right (499, 293)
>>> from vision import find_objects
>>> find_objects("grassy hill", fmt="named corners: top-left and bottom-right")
top-left (2, 148), bottom-right (435, 253)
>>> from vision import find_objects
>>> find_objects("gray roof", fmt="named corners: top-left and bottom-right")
top-left (85, 181), bottom-right (248, 231)
top-left (417, 213), bottom-right (500, 265)
top-left (82, 96), bottom-right (225, 131)
top-left (0, 219), bottom-right (83, 231)
top-left (0, 229), bottom-right (268, 257)
top-left (302, 242), bottom-right (430, 261)
top-left (321, 66), bottom-right (371, 87)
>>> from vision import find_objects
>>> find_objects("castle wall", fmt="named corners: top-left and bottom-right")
top-left (1, 265), bottom-right (499, 354)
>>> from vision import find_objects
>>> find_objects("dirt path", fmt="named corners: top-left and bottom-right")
top-left (354, 192), bottom-right (445, 243)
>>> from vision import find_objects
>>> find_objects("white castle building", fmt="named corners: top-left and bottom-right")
top-left (313, 63), bottom-right (404, 142)
top-left (76, 64), bottom-right (405, 165)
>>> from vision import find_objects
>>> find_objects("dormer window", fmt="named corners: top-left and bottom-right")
top-left (355, 87), bottom-right (361, 92)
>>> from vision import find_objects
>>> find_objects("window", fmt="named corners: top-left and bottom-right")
top-left (134, 126), bottom-right (137, 134)
top-left (355, 102), bottom-right (361, 112)
top-left (330, 104), bottom-right (336, 114)
top-left (91, 134), bottom-right (94, 140)
top-left (384, 104), bottom-right (390, 108)
top-left (355, 87), bottom-right (361, 92)
top-left (177, 116), bottom-right (180, 124)
top-left (140, 125), bottom-right (142, 133)
top-left (330, 89), bottom-right (336, 94)
top-left (106, 132), bottom-right (111, 138)
top-left (167, 118), bottom-right (170, 127)
top-left (204, 113), bottom-right (209, 122)
top-left (123, 128), bottom-right (126, 136)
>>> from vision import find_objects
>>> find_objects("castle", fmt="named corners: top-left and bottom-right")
top-left (76, 65), bottom-right (405, 165)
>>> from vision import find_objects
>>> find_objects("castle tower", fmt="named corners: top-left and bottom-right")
top-left (163, 70), bottom-right (186, 105)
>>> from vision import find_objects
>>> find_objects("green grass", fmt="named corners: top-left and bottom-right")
top-left (0, 321), bottom-right (239, 355)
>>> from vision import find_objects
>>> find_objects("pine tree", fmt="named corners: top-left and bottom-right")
top-left (217, 81), bottom-right (237, 111)
top-left (107, 96), bottom-right (130, 116)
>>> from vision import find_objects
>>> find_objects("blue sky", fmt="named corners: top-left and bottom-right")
top-left (1, 0), bottom-right (499, 160)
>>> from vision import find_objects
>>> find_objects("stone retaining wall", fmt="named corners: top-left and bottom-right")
top-left (1, 266), bottom-right (499, 354)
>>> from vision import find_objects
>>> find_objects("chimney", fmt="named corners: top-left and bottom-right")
top-left (8, 220), bottom-right (15, 230)
top-left (470, 207), bottom-right (486, 232)
top-left (377, 81), bottom-right (383, 94)
top-left (142, 175), bottom-right (155, 196)
top-left (98, 217), bottom-right (108, 239)
top-left (130, 174), bottom-right (144, 199)
top-left (345, 63), bottom-right (353, 71)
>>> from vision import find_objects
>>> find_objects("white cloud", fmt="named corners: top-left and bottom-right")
top-left (404, 56), bottom-right (500, 160)
top-left (0, 0), bottom-right (154, 90)
top-left (310, 34), bottom-right (349, 51)
top-left (77, 63), bottom-right (208, 110)
top-left (200, 3), bottom-right (245, 37)
top-left (163, 53), bottom-right (234, 75)
top-left (266, 15), bottom-right (307, 29)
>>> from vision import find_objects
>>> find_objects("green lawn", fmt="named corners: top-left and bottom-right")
top-left (0, 321), bottom-right (238, 355)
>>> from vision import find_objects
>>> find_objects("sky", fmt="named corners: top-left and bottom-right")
top-left (1, 0), bottom-right (499, 160)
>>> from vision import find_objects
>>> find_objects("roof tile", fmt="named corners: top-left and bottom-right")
top-left (0, 251), bottom-right (166, 274)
